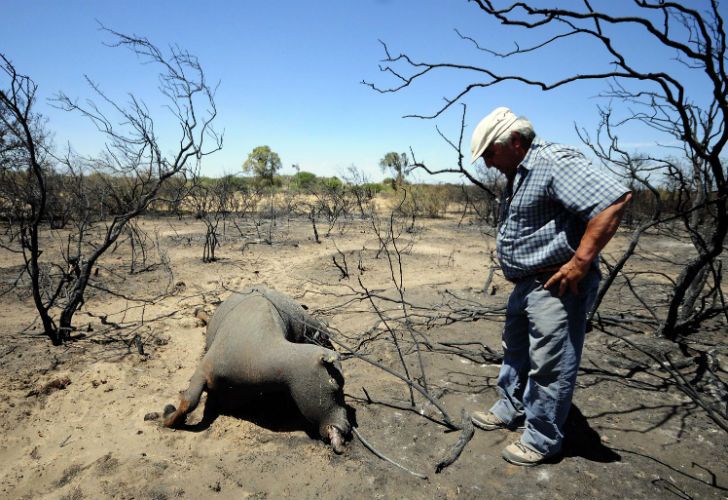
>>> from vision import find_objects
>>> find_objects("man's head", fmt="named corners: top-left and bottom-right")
top-left (471, 107), bottom-right (535, 178)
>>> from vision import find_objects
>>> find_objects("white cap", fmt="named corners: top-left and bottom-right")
top-left (470, 107), bottom-right (519, 163)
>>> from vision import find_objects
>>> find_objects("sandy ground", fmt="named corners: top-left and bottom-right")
top-left (0, 213), bottom-right (726, 499)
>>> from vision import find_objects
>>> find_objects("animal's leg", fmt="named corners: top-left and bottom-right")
top-left (163, 367), bottom-right (208, 428)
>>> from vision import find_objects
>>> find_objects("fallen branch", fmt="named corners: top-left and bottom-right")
top-left (435, 409), bottom-right (474, 473)
top-left (329, 334), bottom-right (458, 429)
top-left (352, 427), bottom-right (428, 480)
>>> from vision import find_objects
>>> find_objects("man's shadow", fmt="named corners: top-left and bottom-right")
top-left (559, 404), bottom-right (621, 463)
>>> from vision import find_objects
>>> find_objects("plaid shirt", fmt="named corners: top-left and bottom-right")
top-left (497, 137), bottom-right (630, 281)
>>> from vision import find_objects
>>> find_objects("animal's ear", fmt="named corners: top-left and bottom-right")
top-left (320, 352), bottom-right (345, 386)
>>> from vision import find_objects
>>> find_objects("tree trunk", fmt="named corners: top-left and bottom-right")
top-left (661, 198), bottom-right (727, 339)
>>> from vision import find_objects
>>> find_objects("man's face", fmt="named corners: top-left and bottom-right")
top-left (482, 137), bottom-right (520, 178)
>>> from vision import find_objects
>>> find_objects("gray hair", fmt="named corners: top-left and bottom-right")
top-left (493, 117), bottom-right (535, 146)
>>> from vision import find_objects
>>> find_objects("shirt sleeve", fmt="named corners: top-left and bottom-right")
top-left (547, 147), bottom-right (630, 221)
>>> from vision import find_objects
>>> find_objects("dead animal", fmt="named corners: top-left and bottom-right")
top-left (163, 285), bottom-right (350, 452)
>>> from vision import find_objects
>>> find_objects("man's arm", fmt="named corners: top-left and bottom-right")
top-left (544, 192), bottom-right (632, 296)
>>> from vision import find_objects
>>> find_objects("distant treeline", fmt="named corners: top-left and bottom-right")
top-left (0, 165), bottom-right (715, 229)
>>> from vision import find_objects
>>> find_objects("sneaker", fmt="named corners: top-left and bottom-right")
top-left (471, 411), bottom-right (525, 431)
top-left (501, 441), bottom-right (548, 466)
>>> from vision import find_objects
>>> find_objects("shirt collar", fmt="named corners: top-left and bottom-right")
top-left (517, 135), bottom-right (544, 173)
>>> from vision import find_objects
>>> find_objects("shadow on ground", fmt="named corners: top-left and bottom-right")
top-left (561, 404), bottom-right (621, 463)
top-left (169, 389), bottom-right (357, 444)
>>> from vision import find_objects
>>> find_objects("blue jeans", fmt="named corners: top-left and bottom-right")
top-left (489, 268), bottom-right (600, 456)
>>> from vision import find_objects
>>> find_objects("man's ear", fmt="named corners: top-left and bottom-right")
top-left (509, 131), bottom-right (522, 150)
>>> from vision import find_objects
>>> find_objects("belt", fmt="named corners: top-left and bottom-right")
top-left (508, 263), bottom-right (566, 283)
top-left (533, 264), bottom-right (564, 275)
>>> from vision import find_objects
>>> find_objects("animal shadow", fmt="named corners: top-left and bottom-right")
top-left (182, 389), bottom-right (356, 442)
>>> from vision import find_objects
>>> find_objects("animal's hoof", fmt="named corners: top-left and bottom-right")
top-left (163, 404), bottom-right (177, 418)
top-left (327, 425), bottom-right (344, 454)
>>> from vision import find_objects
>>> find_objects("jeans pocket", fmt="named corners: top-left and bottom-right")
top-left (533, 271), bottom-right (558, 288)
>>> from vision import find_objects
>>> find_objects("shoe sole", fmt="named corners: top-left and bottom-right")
top-left (471, 418), bottom-right (526, 432)
top-left (502, 449), bottom-right (557, 466)
top-left (471, 418), bottom-right (502, 431)
top-left (501, 453), bottom-right (542, 467)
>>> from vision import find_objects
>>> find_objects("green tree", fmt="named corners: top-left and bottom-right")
top-left (242, 145), bottom-right (282, 185)
top-left (322, 176), bottom-right (343, 190)
top-left (291, 171), bottom-right (317, 190)
top-left (379, 151), bottom-right (409, 191)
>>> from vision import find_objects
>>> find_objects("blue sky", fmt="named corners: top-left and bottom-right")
top-left (1, 1), bottom-right (719, 182)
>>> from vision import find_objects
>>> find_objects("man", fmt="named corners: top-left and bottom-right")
top-left (469, 107), bottom-right (631, 466)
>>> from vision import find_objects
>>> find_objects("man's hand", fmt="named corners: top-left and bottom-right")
top-left (545, 192), bottom-right (632, 297)
top-left (544, 256), bottom-right (590, 297)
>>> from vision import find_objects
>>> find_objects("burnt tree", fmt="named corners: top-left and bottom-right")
top-left (365, 1), bottom-right (727, 339)
top-left (0, 29), bottom-right (221, 344)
